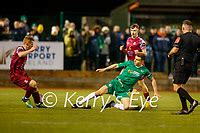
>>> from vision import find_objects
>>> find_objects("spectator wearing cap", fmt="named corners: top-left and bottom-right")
top-left (20, 15), bottom-right (29, 33)
top-left (29, 23), bottom-right (39, 41)
top-left (99, 26), bottom-right (111, 68)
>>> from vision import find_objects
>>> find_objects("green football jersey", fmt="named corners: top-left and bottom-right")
top-left (116, 60), bottom-right (152, 91)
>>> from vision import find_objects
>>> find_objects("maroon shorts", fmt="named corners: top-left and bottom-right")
top-left (10, 74), bottom-right (32, 90)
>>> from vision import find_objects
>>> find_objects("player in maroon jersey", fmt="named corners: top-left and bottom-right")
top-left (10, 35), bottom-right (46, 108)
top-left (120, 24), bottom-right (154, 107)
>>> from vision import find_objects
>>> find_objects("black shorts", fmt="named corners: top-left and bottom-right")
top-left (173, 61), bottom-right (193, 84)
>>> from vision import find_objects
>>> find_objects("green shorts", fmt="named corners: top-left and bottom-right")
top-left (105, 78), bottom-right (129, 100)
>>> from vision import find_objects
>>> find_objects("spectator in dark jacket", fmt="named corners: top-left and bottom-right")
top-left (153, 27), bottom-right (170, 72)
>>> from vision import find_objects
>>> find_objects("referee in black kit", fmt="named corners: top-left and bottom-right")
top-left (168, 20), bottom-right (200, 115)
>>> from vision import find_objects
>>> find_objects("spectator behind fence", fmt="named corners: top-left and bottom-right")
top-left (88, 25), bottom-right (102, 70)
top-left (48, 26), bottom-right (62, 41)
top-left (153, 27), bottom-right (170, 72)
top-left (165, 25), bottom-right (174, 75)
top-left (20, 15), bottom-right (29, 33)
top-left (63, 20), bottom-right (70, 38)
top-left (99, 26), bottom-right (111, 68)
top-left (29, 23), bottom-right (39, 41)
top-left (12, 20), bottom-right (23, 41)
top-left (81, 24), bottom-right (91, 71)
top-left (37, 24), bottom-right (46, 41)
top-left (110, 25), bottom-right (125, 64)
top-left (64, 28), bottom-right (77, 70)
top-left (0, 17), bottom-right (11, 40)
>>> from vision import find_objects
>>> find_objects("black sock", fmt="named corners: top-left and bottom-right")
top-left (177, 87), bottom-right (194, 104)
top-left (178, 93), bottom-right (188, 111)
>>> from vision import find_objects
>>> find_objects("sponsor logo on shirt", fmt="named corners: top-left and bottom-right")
top-left (128, 70), bottom-right (140, 76)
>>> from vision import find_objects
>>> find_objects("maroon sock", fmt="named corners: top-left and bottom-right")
top-left (32, 91), bottom-right (41, 104)
top-left (143, 92), bottom-right (150, 101)
top-left (25, 87), bottom-right (34, 98)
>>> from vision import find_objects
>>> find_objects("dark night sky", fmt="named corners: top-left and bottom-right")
top-left (1, 0), bottom-right (128, 16)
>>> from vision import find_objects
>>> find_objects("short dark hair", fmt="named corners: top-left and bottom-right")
top-left (183, 20), bottom-right (192, 26)
top-left (130, 23), bottom-right (139, 29)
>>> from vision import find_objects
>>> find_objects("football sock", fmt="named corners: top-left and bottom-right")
top-left (25, 88), bottom-right (34, 98)
top-left (113, 103), bottom-right (124, 110)
top-left (32, 91), bottom-right (41, 104)
top-left (143, 92), bottom-right (150, 101)
top-left (177, 87), bottom-right (194, 104)
top-left (178, 93), bottom-right (188, 111)
top-left (78, 92), bottom-right (96, 105)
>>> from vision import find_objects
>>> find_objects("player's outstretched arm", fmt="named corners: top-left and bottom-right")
top-left (18, 45), bottom-right (38, 57)
top-left (150, 77), bottom-right (161, 98)
top-left (96, 64), bottom-right (118, 72)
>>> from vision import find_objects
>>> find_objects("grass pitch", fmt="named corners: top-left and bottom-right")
top-left (0, 88), bottom-right (200, 133)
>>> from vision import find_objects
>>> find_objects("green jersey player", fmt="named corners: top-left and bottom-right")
top-left (73, 56), bottom-right (160, 110)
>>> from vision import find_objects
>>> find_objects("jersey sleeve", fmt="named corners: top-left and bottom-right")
top-left (173, 36), bottom-right (182, 48)
top-left (16, 46), bottom-right (24, 54)
top-left (117, 61), bottom-right (131, 68)
top-left (145, 68), bottom-right (153, 80)
top-left (140, 38), bottom-right (146, 50)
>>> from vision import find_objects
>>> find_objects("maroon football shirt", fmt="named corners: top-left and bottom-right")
top-left (10, 46), bottom-right (27, 76)
top-left (126, 36), bottom-right (146, 61)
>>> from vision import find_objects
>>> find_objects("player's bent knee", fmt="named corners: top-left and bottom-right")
top-left (29, 80), bottom-right (38, 88)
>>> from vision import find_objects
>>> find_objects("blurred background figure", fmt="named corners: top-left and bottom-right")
top-left (29, 23), bottom-right (39, 41)
top-left (64, 28), bottom-right (77, 70)
top-left (88, 25), bottom-right (102, 70)
top-left (123, 27), bottom-right (130, 44)
top-left (99, 26), bottom-right (111, 68)
top-left (80, 23), bottom-right (91, 71)
top-left (0, 17), bottom-right (11, 40)
top-left (110, 25), bottom-right (124, 64)
top-left (153, 26), bottom-right (170, 72)
top-left (48, 25), bottom-right (62, 41)
top-left (20, 15), bottom-right (29, 33)
top-left (139, 26), bottom-right (148, 42)
top-left (11, 20), bottom-right (22, 41)
top-left (63, 20), bottom-right (70, 37)
top-left (165, 25), bottom-right (173, 76)
top-left (37, 24), bottom-right (46, 41)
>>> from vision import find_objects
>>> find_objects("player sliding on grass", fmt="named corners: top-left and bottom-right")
top-left (73, 56), bottom-right (160, 110)
top-left (10, 35), bottom-right (46, 108)
top-left (120, 23), bottom-right (151, 108)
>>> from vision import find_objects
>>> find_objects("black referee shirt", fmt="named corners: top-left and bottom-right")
top-left (173, 32), bottom-right (200, 62)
